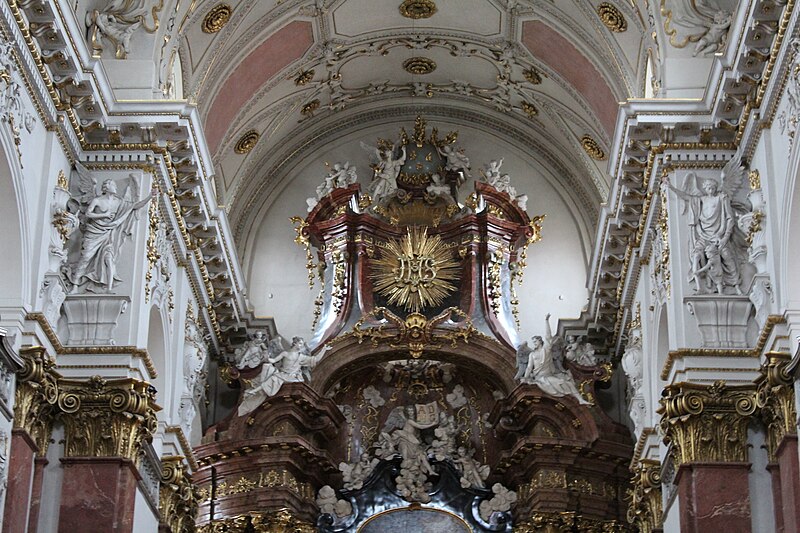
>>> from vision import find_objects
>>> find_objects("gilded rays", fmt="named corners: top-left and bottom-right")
top-left (371, 227), bottom-right (460, 313)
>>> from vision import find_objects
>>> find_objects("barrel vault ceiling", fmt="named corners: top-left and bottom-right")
top-left (176, 0), bottom-right (650, 248)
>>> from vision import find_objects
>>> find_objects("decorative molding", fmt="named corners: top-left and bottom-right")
top-left (58, 376), bottom-right (158, 462)
top-left (196, 509), bottom-right (315, 533)
top-left (402, 57), bottom-right (437, 75)
top-left (399, 0), bottom-right (437, 19)
top-left (658, 380), bottom-right (756, 465)
top-left (25, 312), bottom-right (158, 380)
top-left (580, 135), bottom-right (606, 160)
top-left (516, 512), bottom-right (625, 532)
top-left (597, 3), bottom-right (627, 33)
top-left (659, 314), bottom-right (785, 380)
top-left (202, 4), bottom-right (232, 34)
top-left (234, 130), bottom-right (260, 154)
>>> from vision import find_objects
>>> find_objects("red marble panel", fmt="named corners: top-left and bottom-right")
top-left (521, 21), bottom-right (619, 136)
top-left (677, 463), bottom-right (752, 533)
top-left (26, 456), bottom-right (48, 533)
top-left (57, 458), bottom-right (138, 533)
top-left (4, 430), bottom-right (37, 533)
top-left (205, 21), bottom-right (314, 153)
top-left (776, 435), bottom-right (800, 533)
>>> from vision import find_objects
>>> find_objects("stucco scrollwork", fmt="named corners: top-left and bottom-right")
top-left (86, 0), bottom-right (164, 59)
top-left (660, 0), bottom-right (736, 55)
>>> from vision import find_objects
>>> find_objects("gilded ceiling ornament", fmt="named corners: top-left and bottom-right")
top-left (202, 4), bottom-right (232, 34)
top-left (522, 67), bottom-right (543, 85)
top-left (234, 130), bottom-right (259, 154)
top-left (301, 99), bottom-right (321, 117)
top-left (294, 69), bottom-right (315, 86)
top-left (521, 102), bottom-right (538, 118)
top-left (580, 136), bottom-right (606, 160)
top-left (597, 2), bottom-right (627, 33)
top-left (403, 57), bottom-right (437, 75)
top-left (399, 0), bottom-right (437, 19)
top-left (371, 227), bottom-right (459, 313)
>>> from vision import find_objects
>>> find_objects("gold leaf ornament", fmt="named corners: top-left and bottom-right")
top-left (371, 227), bottom-right (460, 313)
top-left (202, 4), bottom-right (232, 34)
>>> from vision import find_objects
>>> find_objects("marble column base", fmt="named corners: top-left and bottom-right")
top-left (58, 457), bottom-right (138, 533)
top-left (3, 430), bottom-right (37, 533)
top-left (684, 295), bottom-right (753, 348)
top-left (676, 462), bottom-right (752, 533)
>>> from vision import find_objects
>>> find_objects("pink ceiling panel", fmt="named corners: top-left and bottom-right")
top-left (206, 20), bottom-right (314, 153)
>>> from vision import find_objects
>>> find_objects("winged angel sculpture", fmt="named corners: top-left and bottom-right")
top-left (67, 163), bottom-right (152, 293)
top-left (662, 0), bottom-right (736, 56)
top-left (360, 140), bottom-right (407, 204)
top-left (665, 155), bottom-right (749, 295)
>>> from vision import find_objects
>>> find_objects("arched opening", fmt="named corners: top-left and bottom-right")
top-left (147, 306), bottom-right (169, 419)
top-left (0, 139), bottom-right (27, 309)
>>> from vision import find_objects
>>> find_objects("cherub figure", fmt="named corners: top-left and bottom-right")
top-left (455, 446), bottom-right (490, 489)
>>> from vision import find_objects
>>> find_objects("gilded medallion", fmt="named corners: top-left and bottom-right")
top-left (202, 4), bottom-right (232, 34)
top-left (399, 0), bottom-right (437, 20)
top-left (371, 227), bottom-right (459, 313)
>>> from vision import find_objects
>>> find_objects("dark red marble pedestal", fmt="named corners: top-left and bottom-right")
top-left (677, 462), bottom-right (752, 533)
top-left (3, 430), bottom-right (37, 533)
top-left (57, 458), bottom-right (138, 533)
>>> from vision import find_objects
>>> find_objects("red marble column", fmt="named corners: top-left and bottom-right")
top-left (775, 435), bottom-right (800, 533)
top-left (676, 463), bottom-right (752, 533)
top-left (26, 456), bottom-right (49, 533)
top-left (57, 458), bottom-right (139, 533)
top-left (3, 430), bottom-right (37, 533)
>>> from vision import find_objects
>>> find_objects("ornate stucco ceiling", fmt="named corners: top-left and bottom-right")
top-left (175, 0), bottom-right (650, 249)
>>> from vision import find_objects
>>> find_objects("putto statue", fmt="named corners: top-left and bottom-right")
top-left (515, 314), bottom-right (590, 404)
top-left (237, 337), bottom-right (330, 415)
top-left (307, 161), bottom-right (358, 211)
top-left (665, 155), bottom-right (748, 295)
top-left (234, 330), bottom-right (282, 369)
top-left (67, 164), bottom-right (152, 293)
top-left (481, 159), bottom-right (528, 210)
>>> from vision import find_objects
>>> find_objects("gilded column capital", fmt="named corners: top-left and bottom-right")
top-left (58, 376), bottom-right (158, 462)
top-left (658, 380), bottom-right (757, 465)
top-left (627, 459), bottom-right (663, 533)
top-left (755, 352), bottom-right (797, 461)
top-left (196, 510), bottom-right (315, 533)
top-left (160, 456), bottom-right (199, 533)
top-left (13, 346), bottom-right (59, 452)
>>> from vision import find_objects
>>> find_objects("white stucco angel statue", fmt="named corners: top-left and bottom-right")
top-left (237, 337), bottom-right (330, 415)
top-left (234, 330), bottom-right (284, 369)
top-left (664, 154), bottom-right (748, 295)
top-left (481, 159), bottom-right (528, 210)
top-left (515, 314), bottom-right (590, 404)
top-left (361, 141), bottom-right (407, 203)
top-left (339, 452), bottom-right (379, 490)
top-left (67, 163), bottom-right (152, 293)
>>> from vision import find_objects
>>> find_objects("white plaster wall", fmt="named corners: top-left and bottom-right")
top-left (245, 122), bottom-right (592, 344)
top-left (132, 488), bottom-right (160, 533)
top-left (747, 427), bottom-right (776, 533)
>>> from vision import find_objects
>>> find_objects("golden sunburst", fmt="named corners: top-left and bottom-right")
top-left (371, 227), bottom-right (460, 313)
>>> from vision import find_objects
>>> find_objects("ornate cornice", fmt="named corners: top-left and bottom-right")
top-left (659, 381), bottom-right (757, 465)
top-left (13, 346), bottom-right (59, 453)
top-left (160, 456), bottom-right (200, 533)
top-left (57, 376), bottom-right (158, 462)
top-left (195, 509), bottom-right (315, 533)
top-left (755, 352), bottom-right (797, 462)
